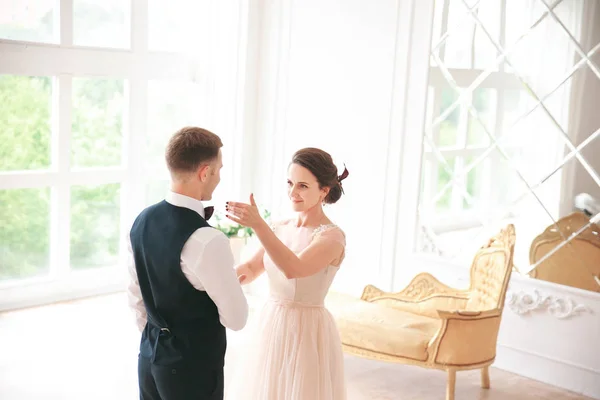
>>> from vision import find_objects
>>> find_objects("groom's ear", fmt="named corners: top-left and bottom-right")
top-left (197, 164), bottom-right (211, 182)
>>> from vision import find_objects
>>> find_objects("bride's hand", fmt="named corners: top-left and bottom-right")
top-left (226, 194), bottom-right (266, 230)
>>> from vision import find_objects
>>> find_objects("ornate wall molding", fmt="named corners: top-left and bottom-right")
top-left (506, 289), bottom-right (592, 319)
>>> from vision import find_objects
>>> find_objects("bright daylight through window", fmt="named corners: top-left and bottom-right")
top-left (0, 0), bottom-right (232, 308)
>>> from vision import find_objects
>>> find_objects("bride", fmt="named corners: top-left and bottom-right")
top-left (225, 147), bottom-right (349, 400)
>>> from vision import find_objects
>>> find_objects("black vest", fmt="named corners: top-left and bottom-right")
top-left (130, 200), bottom-right (226, 367)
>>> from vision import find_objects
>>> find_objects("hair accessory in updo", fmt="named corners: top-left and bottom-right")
top-left (338, 164), bottom-right (349, 183)
top-left (337, 164), bottom-right (349, 194)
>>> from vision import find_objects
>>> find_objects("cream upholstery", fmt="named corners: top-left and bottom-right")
top-left (330, 295), bottom-right (442, 361)
top-left (326, 224), bottom-right (516, 400)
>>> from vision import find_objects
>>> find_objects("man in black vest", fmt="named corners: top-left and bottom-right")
top-left (127, 127), bottom-right (249, 399)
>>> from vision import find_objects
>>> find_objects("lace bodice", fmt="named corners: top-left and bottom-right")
top-left (263, 221), bottom-right (346, 306)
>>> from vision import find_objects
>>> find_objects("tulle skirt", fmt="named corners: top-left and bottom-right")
top-left (226, 298), bottom-right (347, 400)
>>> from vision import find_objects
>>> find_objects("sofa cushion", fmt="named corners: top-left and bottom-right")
top-left (326, 293), bottom-right (442, 361)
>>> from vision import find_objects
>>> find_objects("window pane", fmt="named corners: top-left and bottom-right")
top-left (501, 89), bottom-right (536, 147)
top-left (70, 183), bottom-right (120, 270)
top-left (0, 0), bottom-right (55, 43)
top-left (467, 88), bottom-right (496, 146)
top-left (148, 0), bottom-right (206, 52)
top-left (73, 0), bottom-right (130, 48)
top-left (72, 77), bottom-right (125, 168)
top-left (145, 180), bottom-right (169, 206)
top-left (462, 155), bottom-right (489, 210)
top-left (437, 87), bottom-right (460, 147)
top-left (490, 149), bottom-right (528, 209)
top-left (146, 80), bottom-right (209, 170)
top-left (0, 188), bottom-right (51, 280)
top-left (0, 75), bottom-right (52, 171)
top-left (436, 156), bottom-right (456, 212)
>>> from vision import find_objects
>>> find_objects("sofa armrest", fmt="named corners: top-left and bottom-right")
top-left (360, 273), bottom-right (470, 318)
top-left (429, 308), bottom-right (503, 366)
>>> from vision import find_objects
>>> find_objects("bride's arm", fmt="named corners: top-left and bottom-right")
top-left (235, 246), bottom-right (265, 285)
top-left (226, 195), bottom-right (344, 279)
top-left (252, 223), bottom-right (343, 279)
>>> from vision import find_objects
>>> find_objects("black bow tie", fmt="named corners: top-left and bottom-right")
top-left (204, 206), bottom-right (214, 220)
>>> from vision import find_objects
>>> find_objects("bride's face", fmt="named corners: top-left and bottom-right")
top-left (287, 163), bottom-right (329, 212)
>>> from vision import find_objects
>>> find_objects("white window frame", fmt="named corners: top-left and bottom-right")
top-left (0, 0), bottom-right (253, 310)
top-left (424, 71), bottom-right (523, 227)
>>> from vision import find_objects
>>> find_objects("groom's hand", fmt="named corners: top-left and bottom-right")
top-left (238, 274), bottom-right (247, 284)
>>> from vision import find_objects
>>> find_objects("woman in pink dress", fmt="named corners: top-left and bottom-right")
top-left (224, 147), bottom-right (349, 400)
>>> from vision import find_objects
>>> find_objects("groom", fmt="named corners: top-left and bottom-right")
top-left (127, 126), bottom-right (249, 399)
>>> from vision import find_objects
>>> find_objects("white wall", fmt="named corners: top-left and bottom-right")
top-left (497, 277), bottom-right (600, 399)
top-left (251, 0), bottom-right (397, 294)
top-left (248, 0), bottom-right (434, 294)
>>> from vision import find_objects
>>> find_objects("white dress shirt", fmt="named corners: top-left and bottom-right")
top-left (127, 191), bottom-right (249, 332)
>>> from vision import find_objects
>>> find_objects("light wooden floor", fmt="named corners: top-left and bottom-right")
top-left (0, 293), bottom-right (592, 400)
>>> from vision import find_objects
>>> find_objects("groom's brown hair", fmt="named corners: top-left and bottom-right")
top-left (165, 126), bottom-right (223, 176)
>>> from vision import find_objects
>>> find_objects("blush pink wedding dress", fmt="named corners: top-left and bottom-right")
top-left (226, 221), bottom-right (347, 400)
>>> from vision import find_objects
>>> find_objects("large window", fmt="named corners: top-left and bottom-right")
top-left (0, 0), bottom-right (247, 309)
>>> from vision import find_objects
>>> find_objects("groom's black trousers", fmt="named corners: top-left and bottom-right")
top-left (138, 354), bottom-right (224, 400)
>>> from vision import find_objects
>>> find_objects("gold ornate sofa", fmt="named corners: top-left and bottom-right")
top-left (528, 212), bottom-right (600, 292)
top-left (326, 225), bottom-right (516, 400)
